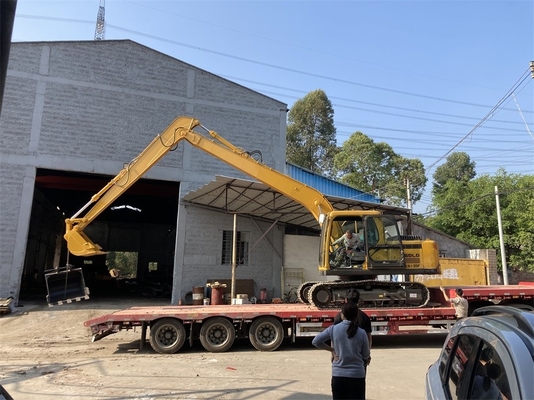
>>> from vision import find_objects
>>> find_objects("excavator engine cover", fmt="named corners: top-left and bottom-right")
top-left (45, 267), bottom-right (89, 306)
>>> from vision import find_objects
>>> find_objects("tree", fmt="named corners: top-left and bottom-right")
top-left (286, 89), bottom-right (337, 176)
top-left (426, 169), bottom-right (534, 272)
top-left (333, 131), bottom-right (426, 207)
top-left (432, 152), bottom-right (476, 197)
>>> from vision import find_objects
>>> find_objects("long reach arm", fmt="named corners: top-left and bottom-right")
top-left (65, 116), bottom-right (335, 256)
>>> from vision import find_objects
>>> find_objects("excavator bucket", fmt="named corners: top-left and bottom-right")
top-left (45, 266), bottom-right (89, 306)
top-left (64, 228), bottom-right (106, 257)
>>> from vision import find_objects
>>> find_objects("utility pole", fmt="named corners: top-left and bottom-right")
top-left (231, 213), bottom-right (237, 302)
top-left (405, 178), bottom-right (413, 234)
top-left (495, 186), bottom-right (508, 285)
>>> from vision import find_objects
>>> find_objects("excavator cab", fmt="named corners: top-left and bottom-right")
top-left (321, 211), bottom-right (409, 275)
top-left (45, 264), bottom-right (89, 306)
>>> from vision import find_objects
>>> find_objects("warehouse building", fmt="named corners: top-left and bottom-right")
top-left (0, 40), bottom-right (475, 307)
top-left (0, 39), bottom-right (297, 304)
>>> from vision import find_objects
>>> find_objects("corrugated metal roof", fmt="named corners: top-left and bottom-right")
top-left (182, 176), bottom-right (409, 230)
top-left (286, 163), bottom-right (380, 203)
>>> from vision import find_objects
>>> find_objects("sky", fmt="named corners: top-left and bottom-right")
top-left (11, 0), bottom-right (534, 214)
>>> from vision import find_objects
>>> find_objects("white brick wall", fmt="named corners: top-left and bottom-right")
top-left (0, 40), bottom-right (287, 302)
top-left (179, 206), bottom-right (283, 300)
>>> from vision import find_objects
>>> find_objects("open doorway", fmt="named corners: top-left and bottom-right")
top-left (20, 169), bottom-right (179, 303)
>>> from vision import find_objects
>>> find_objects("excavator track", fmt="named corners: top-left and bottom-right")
top-left (306, 280), bottom-right (430, 309)
top-left (296, 281), bottom-right (320, 304)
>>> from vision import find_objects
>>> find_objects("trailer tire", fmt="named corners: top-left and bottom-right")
top-left (199, 317), bottom-right (235, 352)
top-left (249, 316), bottom-right (284, 351)
top-left (149, 318), bottom-right (186, 354)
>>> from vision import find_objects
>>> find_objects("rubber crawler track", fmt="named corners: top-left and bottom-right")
top-left (305, 280), bottom-right (430, 309)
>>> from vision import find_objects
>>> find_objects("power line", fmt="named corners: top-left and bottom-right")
top-left (421, 186), bottom-right (534, 217)
top-left (228, 75), bottom-right (533, 116)
top-left (15, 13), bottom-right (534, 114)
top-left (426, 68), bottom-right (533, 171)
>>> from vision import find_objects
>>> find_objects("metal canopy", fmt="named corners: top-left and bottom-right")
top-left (181, 176), bottom-right (410, 230)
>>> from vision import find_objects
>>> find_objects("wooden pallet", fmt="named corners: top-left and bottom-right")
top-left (0, 297), bottom-right (14, 315)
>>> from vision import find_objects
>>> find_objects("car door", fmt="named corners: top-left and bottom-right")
top-left (442, 328), bottom-right (520, 400)
top-left (440, 333), bottom-right (478, 399)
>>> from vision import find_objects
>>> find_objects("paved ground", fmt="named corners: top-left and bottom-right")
top-left (0, 297), bottom-right (446, 399)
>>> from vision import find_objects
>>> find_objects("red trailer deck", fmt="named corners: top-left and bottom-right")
top-left (84, 301), bottom-right (458, 354)
top-left (83, 284), bottom-right (534, 354)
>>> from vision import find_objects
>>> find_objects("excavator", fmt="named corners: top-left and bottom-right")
top-left (54, 116), bottom-right (440, 308)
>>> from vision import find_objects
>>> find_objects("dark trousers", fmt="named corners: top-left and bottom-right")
top-left (331, 376), bottom-right (366, 400)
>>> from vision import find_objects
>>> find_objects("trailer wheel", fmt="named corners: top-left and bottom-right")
top-left (149, 318), bottom-right (186, 354)
top-left (249, 316), bottom-right (284, 351)
top-left (199, 317), bottom-right (235, 352)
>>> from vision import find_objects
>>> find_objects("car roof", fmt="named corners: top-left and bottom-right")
top-left (469, 306), bottom-right (534, 359)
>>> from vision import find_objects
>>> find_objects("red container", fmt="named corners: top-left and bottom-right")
top-left (259, 288), bottom-right (268, 304)
top-left (211, 286), bottom-right (224, 305)
top-left (192, 286), bottom-right (204, 305)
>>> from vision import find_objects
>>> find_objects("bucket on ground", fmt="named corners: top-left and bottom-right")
top-left (211, 286), bottom-right (224, 305)
top-left (203, 298), bottom-right (210, 306)
top-left (192, 286), bottom-right (204, 305)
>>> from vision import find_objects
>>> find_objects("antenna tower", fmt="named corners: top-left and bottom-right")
top-left (94, 0), bottom-right (105, 40)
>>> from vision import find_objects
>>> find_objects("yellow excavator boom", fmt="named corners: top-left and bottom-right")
top-left (65, 116), bottom-right (335, 256)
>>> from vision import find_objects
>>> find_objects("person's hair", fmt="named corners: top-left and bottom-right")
top-left (341, 302), bottom-right (359, 338)
top-left (480, 347), bottom-right (494, 362)
top-left (455, 288), bottom-right (463, 296)
top-left (483, 363), bottom-right (501, 391)
top-left (345, 288), bottom-right (360, 303)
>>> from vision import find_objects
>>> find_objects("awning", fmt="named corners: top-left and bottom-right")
top-left (181, 176), bottom-right (410, 230)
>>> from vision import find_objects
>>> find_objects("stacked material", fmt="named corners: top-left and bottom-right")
top-left (0, 297), bottom-right (14, 315)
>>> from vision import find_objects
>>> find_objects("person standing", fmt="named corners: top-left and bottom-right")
top-left (334, 288), bottom-right (372, 349)
top-left (440, 286), bottom-right (468, 319)
top-left (312, 302), bottom-right (370, 400)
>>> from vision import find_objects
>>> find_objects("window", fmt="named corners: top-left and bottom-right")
top-left (471, 342), bottom-right (511, 400)
top-left (439, 337), bottom-right (455, 382)
top-left (447, 335), bottom-right (477, 399)
top-left (221, 231), bottom-right (249, 265)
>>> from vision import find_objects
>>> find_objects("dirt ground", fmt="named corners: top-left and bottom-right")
top-left (0, 296), bottom-right (446, 400)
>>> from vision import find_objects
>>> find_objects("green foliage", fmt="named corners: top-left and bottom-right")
top-left (427, 162), bottom-right (534, 272)
top-left (286, 89), bottom-right (337, 176)
top-left (106, 251), bottom-right (138, 277)
top-left (432, 152), bottom-right (476, 197)
top-left (333, 132), bottom-right (426, 207)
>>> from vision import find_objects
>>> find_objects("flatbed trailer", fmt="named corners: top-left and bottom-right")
top-left (84, 302), bottom-right (457, 354)
top-left (83, 284), bottom-right (534, 354)
top-left (444, 283), bottom-right (534, 314)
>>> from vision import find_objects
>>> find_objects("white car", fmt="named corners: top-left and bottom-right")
top-left (426, 305), bottom-right (534, 400)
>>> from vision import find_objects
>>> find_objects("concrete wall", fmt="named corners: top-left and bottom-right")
top-left (0, 40), bottom-right (287, 303)
top-left (179, 206), bottom-right (284, 300)
top-left (412, 222), bottom-right (471, 258)
top-left (282, 235), bottom-right (335, 287)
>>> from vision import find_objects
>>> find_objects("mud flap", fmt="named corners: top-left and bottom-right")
top-left (45, 266), bottom-right (90, 306)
